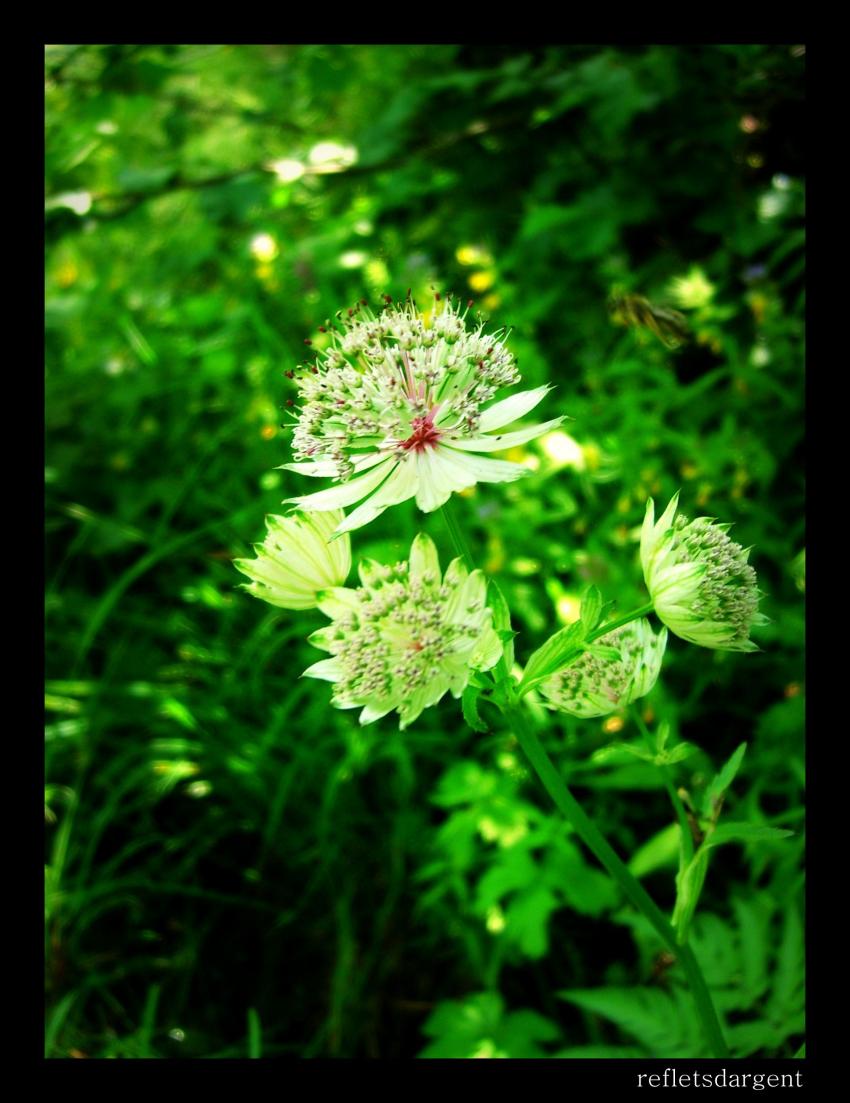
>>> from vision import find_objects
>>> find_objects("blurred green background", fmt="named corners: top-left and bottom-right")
top-left (45, 44), bottom-right (805, 1059)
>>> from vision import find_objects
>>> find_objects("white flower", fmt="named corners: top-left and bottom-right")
top-left (282, 297), bottom-right (562, 533)
top-left (234, 509), bottom-right (351, 610)
top-left (641, 494), bottom-right (766, 652)
top-left (303, 533), bottom-right (502, 728)
top-left (539, 619), bottom-right (667, 718)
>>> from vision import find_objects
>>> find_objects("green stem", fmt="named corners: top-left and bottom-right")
top-left (437, 502), bottom-right (729, 1059)
top-left (506, 702), bottom-right (728, 1058)
top-left (440, 496), bottom-right (477, 573)
top-left (586, 601), bottom-right (655, 643)
top-left (631, 707), bottom-right (695, 865)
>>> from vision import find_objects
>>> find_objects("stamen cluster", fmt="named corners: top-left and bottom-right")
top-left (304, 533), bottom-right (501, 728)
top-left (291, 298), bottom-right (520, 479)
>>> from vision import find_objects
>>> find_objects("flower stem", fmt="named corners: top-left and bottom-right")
top-left (504, 702), bottom-right (728, 1058)
top-left (440, 496), bottom-right (477, 573)
top-left (586, 601), bottom-right (655, 642)
top-left (437, 501), bottom-right (729, 1059)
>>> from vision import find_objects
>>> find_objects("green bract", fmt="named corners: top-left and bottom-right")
top-left (641, 494), bottom-right (766, 652)
top-left (283, 298), bottom-right (562, 533)
top-left (234, 509), bottom-right (351, 610)
top-left (303, 533), bottom-right (502, 728)
top-left (539, 619), bottom-right (667, 718)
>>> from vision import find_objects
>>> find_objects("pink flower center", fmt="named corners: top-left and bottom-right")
top-left (401, 415), bottom-right (441, 452)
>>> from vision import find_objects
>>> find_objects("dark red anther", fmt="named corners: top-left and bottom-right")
top-left (348, 308), bottom-right (354, 316)
top-left (285, 399), bottom-right (294, 407)
top-left (360, 299), bottom-right (367, 306)
top-left (435, 292), bottom-right (441, 301)
top-left (487, 348), bottom-right (493, 355)
top-left (284, 370), bottom-right (294, 379)
top-left (384, 294), bottom-right (393, 303)
top-left (468, 299), bottom-right (474, 308)
top-left (303, 338), bottom-right (312, 345)
top-left (310, 366), bottom-right (318, 374)
top-left (406, 288), bottom-right (411, 298)
top-left (318, 326), bottom-right (327, 332)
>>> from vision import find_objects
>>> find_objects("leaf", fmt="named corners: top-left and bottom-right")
top-left (628, 822), bottom-right (681, 879)
top-left (505, 883), bottom-right (559, 958)
top-left (487, 578), bottom-right (515, 670)
top-left (702, 742), bottom-right (747, 816)
top-left (518, 621), bottom-right (587, 693)
top-left (559, 986), bottom-right (706, 1057)
top-left (462, 685), bottom-right (488, 733)
top-left (579, 585), bottom-right (603, 632)
top-left (659, 741), bottom-right (698, 765)
top-left (672, 848), bottom-right (710, 942)
top-left (704, 823), bottom-right (794, 849)
top-left (431, 761), bottom-right (498, 807)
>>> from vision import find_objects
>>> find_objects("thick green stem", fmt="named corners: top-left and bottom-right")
top-left (437, 502), bottom-right (729, 1059)
top-left (506, 702), bottom-right (728, 1058)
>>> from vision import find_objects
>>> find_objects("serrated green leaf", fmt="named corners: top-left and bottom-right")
top-left (461, 684), bottom-right (488, 733)
top-left (704, 822), bottom-right (793, 849)
top-left (558, 986), bottom-right (706, 1057)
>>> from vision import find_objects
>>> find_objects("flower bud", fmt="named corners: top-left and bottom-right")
top-left (641, 494), bottom-right (766, 651)
top-left (234, 509), bottom-right (351, 610)
top-left (539, 619), bottom-right (667, 718)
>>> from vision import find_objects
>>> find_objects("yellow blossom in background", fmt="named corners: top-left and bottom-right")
top-left (669, 267), bottom-right (715, 310)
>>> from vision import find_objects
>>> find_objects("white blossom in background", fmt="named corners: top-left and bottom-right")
top-left (282, 297), bottom-right (562, 533)
top-left (641, 493), bottom-right (766, 652)
top-left (539, 619), bottom-right (667, 718)
top-left (234, 509), bottom-right (351, 610)
top-left (303, 533), bottom-right (502, 728)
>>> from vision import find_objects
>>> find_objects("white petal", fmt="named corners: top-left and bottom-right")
top-left (333, 457), bottom-right (419, 533)
top-left (414, 448), bottom-right (454, 512)
top-left (280, 452), bottom-right (389, 478)
top-left (287, 458), bottom-right (396, 511)
top-left (317, 587), bottom-right (360, 618)
top-left (409, 532), bottom-right (441, 580)
top-left (436, 445), bottom-right (529, 486)
top-left (445, 416), bottom-right (564, 453)
top-left (302, 657), bottom-right (343, 682)
top-left (478, 385), bottom-right (553, 433)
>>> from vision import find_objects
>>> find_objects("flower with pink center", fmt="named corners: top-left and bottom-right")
top-left (282, 297), bottom-right (563, 533)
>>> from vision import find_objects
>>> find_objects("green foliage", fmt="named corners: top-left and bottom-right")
top-left (563, 900), bottom-right (805, 1059)
top-left (45, 44), bottom-right (804, 1058)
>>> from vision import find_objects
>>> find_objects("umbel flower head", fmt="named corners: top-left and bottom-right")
top-left (234, 509), bottom-right (351, 610)
top-left (283, 296), bottom-right (563, 533)
top-left (539, 619), bottom-right (667, 718)
top-left (641, 493), bottom-right (766, 652)
top-left (303, 533), bottom-right (502, 728)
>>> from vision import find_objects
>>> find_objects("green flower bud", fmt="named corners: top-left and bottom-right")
top-left (641, 493), bottom-right (767, 652)
top-left (539, 618), bottom-right (667, 718)
top-left (234, 509), bottom-right (351, 610)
